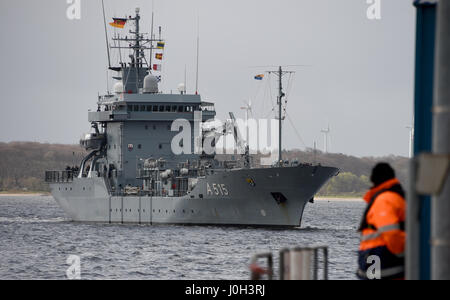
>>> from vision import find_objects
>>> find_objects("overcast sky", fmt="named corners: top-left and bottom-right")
top-left (0, 0), bottom-right (416, 157)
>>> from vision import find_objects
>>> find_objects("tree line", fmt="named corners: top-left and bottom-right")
top-left (0, 142), bottom-right (85, 192)
top-left (0, 142), bottom-right (409, 196)
top-left (283, 149), bottom-right (409, 197)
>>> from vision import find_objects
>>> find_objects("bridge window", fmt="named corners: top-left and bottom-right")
top-left (127, 105), bottom-right (132, 112)
top-left (165, 105), bottom-right (171, 112)
top-left (152, 105), bottom-right (158, 112)
top-left (146, 105), bottom-right (152, 112)
top-left (140, 105), bottom-right (146, 112)
top-left (178, 106), bottom-right (183, 112)
top-left (159, 105), bottom-right (164, 112)
top-left (134, 105), bottom-right (139, 111)
top-left (171, 105), bottom-right (177, 112)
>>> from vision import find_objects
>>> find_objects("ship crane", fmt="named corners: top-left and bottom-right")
top-left (229, 112), bottom-right (251, 168)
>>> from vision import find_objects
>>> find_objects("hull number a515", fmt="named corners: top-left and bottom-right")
top-left (206, 183), bottom-right (229, 196)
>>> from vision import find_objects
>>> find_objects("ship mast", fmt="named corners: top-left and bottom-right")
top-left (109, 8), bottom-right (164, 92)
top-left (268, 66), bottom-right (294, 166)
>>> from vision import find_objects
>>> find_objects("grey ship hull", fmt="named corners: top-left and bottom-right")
top-left (50, 165), bottom-right (338, 227)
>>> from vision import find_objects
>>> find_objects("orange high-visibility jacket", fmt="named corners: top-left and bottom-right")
top-left (360, 178), bottom-right (406, 255)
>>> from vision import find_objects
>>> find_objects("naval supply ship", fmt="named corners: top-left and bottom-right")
top-left (45, 8), bottom-right (338, 227)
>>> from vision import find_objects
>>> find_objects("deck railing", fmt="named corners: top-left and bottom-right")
top-left (45, 171), bottom-right (76, 183)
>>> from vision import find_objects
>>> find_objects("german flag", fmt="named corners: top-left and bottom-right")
top-left (155, 53), bottom-right (163, 60)
top-left (109, 18), bottom-right (127, 29)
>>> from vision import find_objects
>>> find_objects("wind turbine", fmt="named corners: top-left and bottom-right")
top-left (321, 124), bottom-right (331, 153)
top-left (241, 99), bottom-right (253, 143)
top-left (241, 99), bottom-right (253, 120)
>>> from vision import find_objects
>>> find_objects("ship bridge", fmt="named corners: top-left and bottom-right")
top-left (89, 94), bottom-right (216, 123)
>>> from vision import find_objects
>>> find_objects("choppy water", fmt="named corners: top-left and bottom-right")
top-left (0, 196), bottom-right (365, 280)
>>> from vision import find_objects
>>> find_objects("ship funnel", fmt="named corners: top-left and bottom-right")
top-left (143, 74), bottom-right (159, 94)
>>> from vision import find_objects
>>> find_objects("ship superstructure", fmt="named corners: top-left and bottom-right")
top-left (45, 8), bottom-right (338, 227)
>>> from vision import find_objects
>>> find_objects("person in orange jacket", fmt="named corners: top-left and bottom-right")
top-left (357, 163), bottom-right (406, 280)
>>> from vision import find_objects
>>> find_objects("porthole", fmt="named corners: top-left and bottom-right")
top-left (191, 210), bottom-right (194, 214)
top-left (183, 210), bottom-right (186, 213)
top-left (173, 210), bottom-right (176, 213)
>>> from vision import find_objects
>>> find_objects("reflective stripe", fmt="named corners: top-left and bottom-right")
top-left (378, 224), bottom-right (402, 233)
top-left (381, 266), bottom-right (404, 278)
top-left (361, 223), bottom-right (403, 242)
top-left (361, 232), bottom-right (381, 241)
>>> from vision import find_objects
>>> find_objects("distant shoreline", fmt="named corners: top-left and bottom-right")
top-left (0, 193), bottom-right (362, 200)
top-left (315, 197), bottom-right (363, 202)
top-left (0, 192), bottom-right (50, 197)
